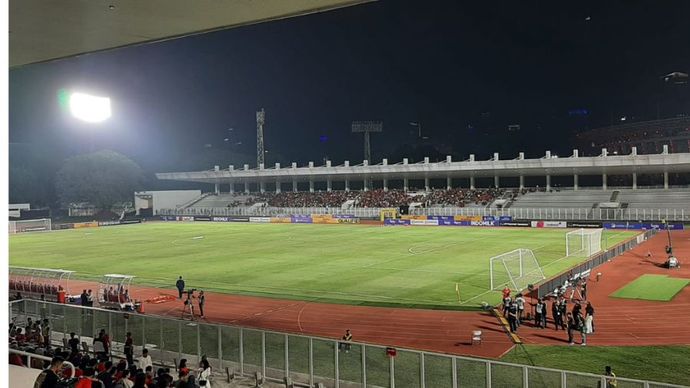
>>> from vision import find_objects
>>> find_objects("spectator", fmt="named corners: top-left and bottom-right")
top-left (124, 332), bottom-right (134, 366)
top-left (37, 356), bottom-right (64, 388)
top-left (534, 298), bottom-right (544, 328)
top-left (87, 290), bottom-right (95, 307)
top-left (80, 290), bottom-right (88, 307)
top-left (339, 329), bottom-right (353, 353)
top-left (138, 349), bottom-right (152, 372)
top-left (197, 359), bottom-right (212, 388)
top-left (177, 359), bottom-right (189, 376)
top-left (68, 332), bottom-right (80, 356)
top-left (552, 299), bottom-right (562, 330)
top-left (115, 369), bottom-right (134, 388)
top-left (75, 368), bottom-right (98, 388)
top-left (98, 365), bottom-right (116, 388)
top-left (42, 319), bottom-right (51, 348)
top-left (173, 371), bottom-right (195, 388)
top-left (605, 366), bottom-right (618, 388)
top-left (133, 372), bottom-right (148, 388)
top-left (144, 366), bottom-right (154, 387)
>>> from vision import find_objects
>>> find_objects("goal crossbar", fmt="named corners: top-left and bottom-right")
top-left (8, 218), bottom-right (52, 234)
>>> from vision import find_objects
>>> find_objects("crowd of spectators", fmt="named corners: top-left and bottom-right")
top-left (9, 317), bottom-right (212, 388)
top-left (230, 188), bottom-right (507, 208)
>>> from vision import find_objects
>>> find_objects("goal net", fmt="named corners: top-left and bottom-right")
top-left (565, 228), bottom-right (603, 258)
top-left (8, 218), bottom-right (52, 234)
top-left (490, 248), bottom-right (545, 291)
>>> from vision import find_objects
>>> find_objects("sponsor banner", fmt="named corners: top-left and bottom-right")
top-left (384, 218), bottom-right (411, 226)
top-left (336, 218), bottom-right (360, 224)
top-left (437, 218), bottom-right (459, 226)
top-left (470, 220), bottom-right (498, 226)
top-left (499, 215), bottom-right (513, 222)
top-left (401, 215), bottom-right (427, 221)
top-left (271, 217), bottom-right (292, 223)
top-left (227, 217), bottom-right (249, 222)
top-left (291, 215), bottom-right (313, 224)
top-left (427, 215), bottom-right (455, 222)
top-left (212, 217), bottom-right (229, 222)
top-left (605, 222), bottom-right (685, 231)
top-left (160, 216), bottom-right (177, 221)
top-left (73, 221), bottom-right (99, 229)
top-left (483, 215), bottom-right (497, 222)
top-left (454, 215), bottom-right (482, 222)
top-left (119, 219), bottom-right (142, 225)
top-left (531, 220), bottom-right (567, 228)
top-left (179, 216), bottom-right (195, 222)
top-left (194, 216), bottom-right (212, 221)
top-left (334, 214), bottom-right (356, 219)
top-left (501, 221), bottom-right (531, 227)
top-left (410, 219), bottom-right (439, 226)
top-left (249, 217), bottom-right (272, 223)
top-left (566, 221), bottom-right (603, 228)
top-left (98, 221), bottom-right (120, 227)
top-left (57, 223), bottom-right (74, 230)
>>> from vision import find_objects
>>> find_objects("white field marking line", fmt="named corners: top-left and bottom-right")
top-left (364, 267), bottom-right (479, 276)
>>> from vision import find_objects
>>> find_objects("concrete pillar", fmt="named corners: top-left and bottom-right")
top-left (383, 179), bottom-right (388, 192)
top-left (244, 182), bottom-right (250, 194)
top-left (519, 175), bottom-right (524, 190)
top-left (664, 172), bottom-right (669, 189)
top-left (327, 179), bottom-right (332, 192)
top-left (363, 179), bottom-right (369, 192)
top-left (602, 174), bottom-right (607, 190)
top-left (573, 174), bottom-right (579, 191)
top-left (403, 178), bottom-right (409, 192)
top-left (446, 177), bottom-right (452, 190)
top-left (275, 181), bottom-right (281, 193)
top-left (632, 173), bottom-right (637, 190)
top-left (259, 181), bottom-right (265, 193)
top-left (546, 175), bottom-right (551, 191)
top-left (309, 180), bottom-right (314, 193)
top-left (572, 149), bottom-right (579, 158)
top-left (494, 176), bottom-right (499, 188)
top-left (424, 177), bottom-right (430, 192)
top-left (292, 180), bottom-right (298, 192)
top-left (229, 183), bottom-right (234, 194)
top-left (662, 144), bottom-right (669, 154)
top-left (214, 183), bottom-right (219, 194)
top-left (470, 176), bottom-right (475, 190)
top-left (345, 179), bottom-right (350, 192)
top-left (631, 147), bottom-right (637, 156)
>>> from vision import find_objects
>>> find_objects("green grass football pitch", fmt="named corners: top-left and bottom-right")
top-left (8, 223), bottom-right (635, 309)
top-left (611, 274), bottom-right (690, 301)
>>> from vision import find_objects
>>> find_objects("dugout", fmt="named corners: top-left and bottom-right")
top-left (9, 266), bottom-right (74, 303)
top-left (98, 274), bottom-right (140, 311)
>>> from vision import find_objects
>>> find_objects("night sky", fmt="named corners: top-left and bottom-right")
top-left (9, 0), bottom-right (690, 179)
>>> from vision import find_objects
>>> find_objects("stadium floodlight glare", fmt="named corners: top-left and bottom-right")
top-left (69, 92), bottom-right (112, 123)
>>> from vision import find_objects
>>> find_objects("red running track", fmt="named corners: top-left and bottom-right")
top-left (518, 230), bottom-right (690, 346)
top-left (69, 279), bottom-right (515, 359)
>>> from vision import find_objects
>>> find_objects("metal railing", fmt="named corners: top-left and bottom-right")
top-left (9, 300), bottom-right (686, 388)
top-left (158, 206), bottom-right (689, 221)
top-left (8, 348), bottom-right (76, 379)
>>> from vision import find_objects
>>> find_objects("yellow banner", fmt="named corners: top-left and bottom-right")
top-left (73, 221), bottom-right (99, 229)
top-left (454, 215), bottom-right (481, 222)
top-left (270, 217), bottom-right (292, 223)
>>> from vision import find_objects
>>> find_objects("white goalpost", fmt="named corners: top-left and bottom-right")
top-left (490, 248), bottom-right (546, 291)
top-left (565, 228), bottom-right (603, 258)
top-left (8, 218), bottom-right (52, 234)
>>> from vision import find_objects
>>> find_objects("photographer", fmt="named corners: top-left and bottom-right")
top-left (183, 289), bottom-right (196, 320)
top-left (198, 291), bottom-right (206, 319)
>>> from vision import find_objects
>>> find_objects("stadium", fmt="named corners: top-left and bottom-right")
top-left (6, 2), bottom-right (690, 388)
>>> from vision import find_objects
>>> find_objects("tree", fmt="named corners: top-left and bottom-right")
top-left (55, 150), bottom-right (145, 210)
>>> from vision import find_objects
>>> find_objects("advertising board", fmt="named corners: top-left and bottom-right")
top-left (531, 220), bottom-right (567, 228)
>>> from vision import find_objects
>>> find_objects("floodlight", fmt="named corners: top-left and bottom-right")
top-left (69, 92), bottom-right (112, 123)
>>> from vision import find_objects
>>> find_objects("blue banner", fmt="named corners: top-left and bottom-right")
top-left (483, 215), bottom-right (497, 222)
top-left (384, 219), bottom-right (411, 225)
top-left (291, 215), bottom-right (313, 224)
top-left (499, 215), bottom-right (513, 222)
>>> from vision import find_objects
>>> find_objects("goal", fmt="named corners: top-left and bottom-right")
top-left (565, 228), bottom-right (603, 258)
top-left (8, 218), bottom-right (52, 234)
top-left (490, 248), bottom-right (545, 291)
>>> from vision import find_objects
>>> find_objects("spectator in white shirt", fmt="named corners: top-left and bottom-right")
top-left (138, 348), bottom-right (153, 372)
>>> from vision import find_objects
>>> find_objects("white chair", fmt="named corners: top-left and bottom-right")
top-left (93, 340), bottom-right (105, 355)
top-left (471, 330), bottom-right (482, 345)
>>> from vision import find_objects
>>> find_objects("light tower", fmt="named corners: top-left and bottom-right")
top-left (351, 120), bottom-right (383, 162)
top-left (256, 108), bottom-right (265, 167)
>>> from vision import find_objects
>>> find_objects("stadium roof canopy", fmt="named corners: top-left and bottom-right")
top-left (9, 0), bottom-right (372, 68)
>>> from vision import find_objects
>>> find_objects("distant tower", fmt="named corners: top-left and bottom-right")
top-left (256, 108), bottom-right (265, 167)
top-left (351, 120), bottom-right (383, 162)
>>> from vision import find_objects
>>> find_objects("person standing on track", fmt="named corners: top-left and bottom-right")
top-left (198, 290), bottom-right (206, 319)
top-left (552, 299), bottom-right (562, 330)
top-left (515, 294), bottom-right (525, 325)
top-left (176, 276), bottom-right (185, 299)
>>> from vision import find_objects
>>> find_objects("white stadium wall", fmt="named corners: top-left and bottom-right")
top-left (134, 190), bottom-right (201, 215)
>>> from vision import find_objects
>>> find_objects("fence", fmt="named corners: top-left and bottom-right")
top-left (158, 206), bottom-right (689, 221)
top-left (9, 299), bottom-right (686, 388)
top-left (535, 229), bottom-right (658, 298)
